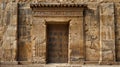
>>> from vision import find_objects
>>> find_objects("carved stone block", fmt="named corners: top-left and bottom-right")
top-left (100, 3), bottom-right (115, 61)
top-left (84, 3), bottom-right (100, 61)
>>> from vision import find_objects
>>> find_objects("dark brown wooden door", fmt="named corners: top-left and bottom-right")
top-left (47, 24), bottom-right (68, 63)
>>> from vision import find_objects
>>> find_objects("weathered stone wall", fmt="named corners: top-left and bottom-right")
top-left (18, 3), bottom-right (32, 62)
top-left (32, 16), bottom-right (46, 64)
top-left (17, 0), bottom-right (120, 3)
top-left (0, 0), bottom-right (120, 65)
top-left (0, 1), bottom-right (18, 63)
top-left (84, 3), bottom-right (100, 61)
top-left (115, 3), bottom-right (120, 61)
top-left (100, 3), bottom-right (115, 62)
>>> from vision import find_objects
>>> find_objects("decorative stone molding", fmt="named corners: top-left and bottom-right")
top-left (30, 3), bottom-right (86, 64)
top-left (30, 3), bottom-right (87, 8)
top-left (33, 11), bottom-right (83, 17)
top-left (30, 3), bottom-right (87, 17)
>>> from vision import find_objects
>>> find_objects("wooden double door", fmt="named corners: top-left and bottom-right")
top-left (47, 24), bottom-right (68, 63)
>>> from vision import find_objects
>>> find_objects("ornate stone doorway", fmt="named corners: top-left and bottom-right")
top-left (30, 3), bottom-right (86, 64)
top-left (47, 24), bottom-right (69, 63)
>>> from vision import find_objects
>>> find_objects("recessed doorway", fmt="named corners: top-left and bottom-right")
top-left (47, 24), bottom-right (69, 63)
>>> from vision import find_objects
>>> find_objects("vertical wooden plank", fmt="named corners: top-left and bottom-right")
top-left (47, 24), bottom-right (68, 63)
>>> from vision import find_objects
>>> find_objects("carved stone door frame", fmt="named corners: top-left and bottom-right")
top-left (30, 3), bottom-right (87, 64)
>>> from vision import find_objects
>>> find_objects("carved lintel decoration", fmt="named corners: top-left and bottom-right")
top-left (30, 3), bottom-right (87, 8)
top-left (30, 3), bottom-right (86, 17)
top-left (33, 11), bottom-right (83, 17)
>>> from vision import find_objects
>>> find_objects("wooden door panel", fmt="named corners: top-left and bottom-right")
top-left (47, 24), bottom-right (68, 63)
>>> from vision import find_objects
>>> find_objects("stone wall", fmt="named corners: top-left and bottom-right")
top-left (0, 0), bottom-right (120, 65)
top-left (115, 3), bottom-right (120, 61)
top-left (18, 4), bottom-right (32, 62)
top-left (0, 1), bottom-right (18, 62)
top-left (84, 3), bottom-right (100, 61)
top-left (100, 3), bottom-right (115, 62)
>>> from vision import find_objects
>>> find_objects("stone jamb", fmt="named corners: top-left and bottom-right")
top-left (31, 4), bottom-right (85, 64)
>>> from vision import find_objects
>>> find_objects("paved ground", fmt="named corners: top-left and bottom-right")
top-left (1, 64), bottom-right (120, 67)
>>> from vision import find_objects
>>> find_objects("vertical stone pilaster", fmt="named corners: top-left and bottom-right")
top-left (100, 3), bottom-right (116, 63)
top-left (0, 2), bottom-right (18, 64)
top-left (115, 3), bottom-right (120, 61)
top-left (17, 4), bottom-right (32, 64)
top-left (84, 3), bottom-right (100, 61)
top-left (11, 2), bottom-right (18, 63)
top-left (69, 11), bottom-right (84, 64)
top-left (32, 18), bottom-right (46, 64)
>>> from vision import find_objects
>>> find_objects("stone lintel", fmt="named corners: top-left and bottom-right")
top-left (30, 3), bottom-right (87, 8)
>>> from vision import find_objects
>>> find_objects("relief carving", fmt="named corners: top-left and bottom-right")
top-left (100, 3), bottom-right (115, 61)
top-left (85, 7), bottom-right (100, 61)
top-left (35, 38), bottom-right (45, 57)
top-left (33, 11), bottom-right (82, 17)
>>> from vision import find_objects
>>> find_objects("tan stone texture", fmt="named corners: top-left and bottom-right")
top-left (115, 3), bottom-right (120, 61)
top-left (0, 0), bottom-right (120, 66)
top-left (0, 2), bottom-right (18, 62)
top-left (84, 3), bottom-right (100, 61)
top-left (100, 3), bottom-right (115, 61)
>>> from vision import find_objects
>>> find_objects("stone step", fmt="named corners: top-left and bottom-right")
top-left (1, 64), bottom-right (120, 67)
